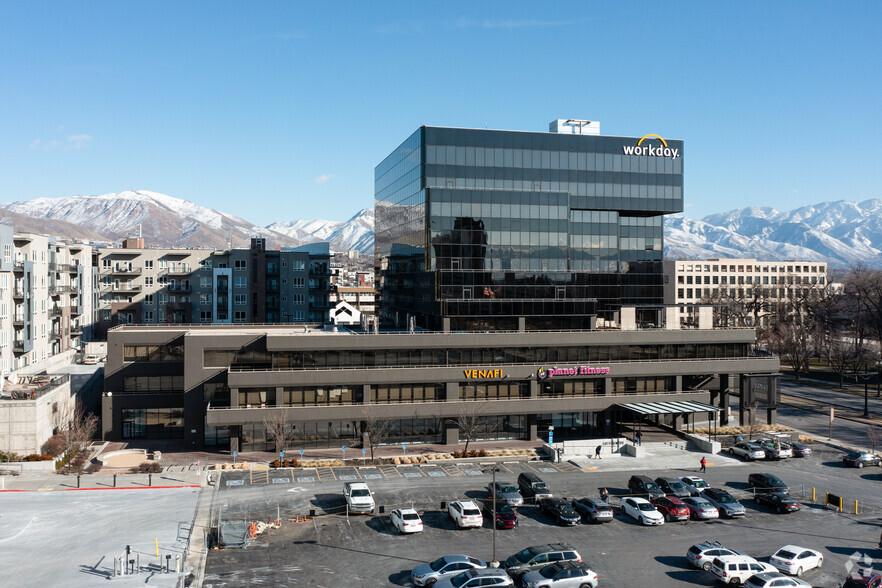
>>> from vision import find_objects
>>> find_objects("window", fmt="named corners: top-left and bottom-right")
top-left (144, 294), bottom-right (154, 304)
top-left (234, 277), bottom-right (247, 288)
top-left (292, 277), bottom-right (304, 287)
top-left (145, 276), bottom-right (153, 287)
top-left (291, 293), bottom-right (304, 303)
top-left (144, 311), bottom-right (153, 322)
top-left (145, 260), bottom-right (154, 269)
top-left (200, 311), bottom-right (212, 322)
top-left (158, 293), bottom-right (167, 304)
top-left (200, 259), bottom-right (212, 270)
top-left (234, 311), bottom-right (247, 322)
top-left (235, 260), bottom-right (247, 270)
top-left (234, 294), bottom-right (247, 305)
top-left (159, 260), bottom-right (168, 269)
top-left (2, 244), bottom-right (10, 263)
top-left (200, 293), bottom-right (213, 304)
top-left (200, 276), bottom-right (211, 287)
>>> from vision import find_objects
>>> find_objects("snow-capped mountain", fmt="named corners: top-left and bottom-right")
top-left (1, 190), bottom-right (300, 249)
top-left (665, 199), bottom-right (882, 268)
top-left (268, 208), bottom-right (374, 254)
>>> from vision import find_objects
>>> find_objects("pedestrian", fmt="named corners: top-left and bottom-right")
top-left (635, 431), bottom-right (642, 446)
top-left (595, 444), bottom-right (602, 460)
top-left (600, 487), bottom-right (609, 502)
top-left (699, 456), bottom-right (707, 473)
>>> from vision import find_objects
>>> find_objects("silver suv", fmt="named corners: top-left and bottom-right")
top-left (504, 543), bottom-right (581, 578)
top-left (686, 541), bottom-right (741, 571)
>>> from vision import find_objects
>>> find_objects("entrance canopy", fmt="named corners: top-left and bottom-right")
top-left (615, 400), bottom-right (721, 416)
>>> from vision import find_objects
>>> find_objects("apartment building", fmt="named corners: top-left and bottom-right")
top-left (93, 238), bottom-right (331, 337)
top-left (663, 258), bottom-right (828, 327)
top-left (0, 226), bottom-right (94, 376)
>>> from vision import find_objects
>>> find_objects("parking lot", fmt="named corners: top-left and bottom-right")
top-left (203, 444), bottom-right (882, 587)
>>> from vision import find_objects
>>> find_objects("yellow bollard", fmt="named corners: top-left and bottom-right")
top-left (811, 487), bottom-right (815, 502)
top-left (854, 499), bottom-right (858, 515)
top-left (155, 538), bottom-right (159, 557)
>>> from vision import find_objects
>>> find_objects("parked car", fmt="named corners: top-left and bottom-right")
top-left (628, 475), bottom-right (665, 499)
top-left (701, 487), bottom-right (747, 518)
top-left (681, 496), bottom-right (719, 520)
top-left (650, 496), bottom-right (690, 522)
top-left (841, 572), bottom-right (882, 588)
top-left (538, 497), bottom-right (581, 526)
top-left (620, 496), bottom-right (664, 526)
top-left (686, 540), bottom-right (741, 571)
top-left (744, 571), bottom-right (811, 587)
top-left (678, 475), bottom-right (710, 495)
top-left (343, 481), bottom-right (375, 514)
top-left (520, 561), bottom-right (599, 588)
top-left (789, 441), bottom-right (813, 458)
top-left (729, 442), bottom-right (767, 461)
top-left (390, 508), bottom-right (423, 534)
top-left (842, 451), bottom-right (882, 468)
top-left (411, 555), bottom-right (488, 587)
top-left (518, 472), bottom-right (553, 501)
top-left (83, 354), bottom-right (100, 364)
top-left (655, 476), bottom-right (692, 499)
top-left (571, 497), bottom-right (613, 524)
top-left (770, 545), bottom-right (823, 576)
top-left (755, 492), bottom-right (800, 513)
top-left (435, 568), bottom-right (513, 588)
top-left (447, 500), bottom-right (483, 528)
top-left (488, 481), bottom-right (524, 506)
top-left (504, 544), bottom-right (581, 578)
top-left (756, 437), bottom-right (793, 460)
top-left (711, 555), bottom-right (778, 585)
top-left (482, 500), bottom-right (518, 529)
top-left (748, 473), bottom-right (789, 494)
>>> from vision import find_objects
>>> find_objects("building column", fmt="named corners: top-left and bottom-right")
top-left (444, 420), bottom-right (460, 445)
top-left (719, 374), bottom-right (731, 426)
top-left (766, 407), bottom-right (777, 425)
top-left (230, 387), bottom-right (239, 408)
top-left (275, 387), bottom-right (284, 407)
top-left (604, 377), bottom-right (612, 395)
top-left (101, 393), bottom-right (113, 440)
top-left (674, 375), bottom-right (682, 391)
top-left (362, 384), bottom-right (371, 404)
top-left (518, 317), bottom-right (526, 332)
top-left (671, 413), bottom-right (684, 432)
top-left (527, 414), bottom-right (538, 441)
top-left (446, 382), bottom-right (458, 401)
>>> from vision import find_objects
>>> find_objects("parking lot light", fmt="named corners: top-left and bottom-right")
top-left (482, 466), bottom-right (501, 567)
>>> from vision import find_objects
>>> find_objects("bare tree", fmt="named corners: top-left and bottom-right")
top-left (844, 265), bottom-right (882, 350)
top-left (262, 411), bottom-right (292, 454)
top-left (53, 396), bottom-right (98, 451)
top-left (827, 337), bottom-right (866, 388)
top-left (868, 425), bottom-right (881, 455)
top-left (455, 401), bottom-right (498, 454)
top-left (362, 405), bottom-right (392, 461)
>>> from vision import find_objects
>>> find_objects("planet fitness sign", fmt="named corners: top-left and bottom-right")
top-left (537, 365), bottom-right (610, 379)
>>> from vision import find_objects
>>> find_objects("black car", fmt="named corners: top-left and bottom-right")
top-left (628, 475), bottom-right (665, 499)
top-left (655, 477), bottom-right (692, 499)
top-left (748, 472), bottom-right (789, 494)
top-left (517, 472), bottom-right (553, 501)
top-left (538, 497), bottom-right (581, 526)
top-left (754, 491), bottom-right (800, 513)
top-left (481, 499), bottom-right (518, 529)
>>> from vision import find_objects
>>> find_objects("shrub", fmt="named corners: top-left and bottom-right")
top-left (24, 454), bottom-right (54, 461)
top-left (291, 458), bottom-right (300, 468)
top-left (477, 449), bottom-right (488, 457)
top-left (452, 451), bottom-right (463, 458)
top-left (41, 434), bottom-right (67, 457)
top-left (271, 459), bottom-right (281, 468)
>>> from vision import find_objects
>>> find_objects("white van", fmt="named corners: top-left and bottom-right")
top-left (343, 482), bottom-right (375, 514)
top-left (711, 555), bottom-right (777, 584)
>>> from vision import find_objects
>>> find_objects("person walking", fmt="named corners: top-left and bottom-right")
top-left (635, 431), bottom-right (642, 446)
top-left (600, 487), bottom-right (609, 502)
top-left (595, 444), bottom-right (602, 460)
top-left (699, 456), bottom-right (707, 473)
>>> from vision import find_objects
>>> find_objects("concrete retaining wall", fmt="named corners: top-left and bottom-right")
top-left (685, 433), bottom-right (721, 454)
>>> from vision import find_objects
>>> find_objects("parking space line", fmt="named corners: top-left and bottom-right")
top-left (378, 465), bottom-right (400, 478)
top-left (315, 467), bottom-right (335, 481)
top-left (439, 463), bottom-right (463, 476)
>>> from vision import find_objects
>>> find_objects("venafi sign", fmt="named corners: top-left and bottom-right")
top-left (463, 368), bottom-right (503, 379)
top-left (622, 134), bottom-right (680, 160)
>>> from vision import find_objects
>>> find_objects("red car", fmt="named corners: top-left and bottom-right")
top-left (482, 500), bottom-right (518, 529)
top-left (651, 496), bottom-right (690, 522)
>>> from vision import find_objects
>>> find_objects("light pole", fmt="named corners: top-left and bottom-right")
top-left (483, 466), bottom-right (500, 567)
top-left (856, 366), bottom-right (872, 418)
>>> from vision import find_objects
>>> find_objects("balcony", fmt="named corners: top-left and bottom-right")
top-left (13, 317), bottom-right (25, 327)
top-left (70, 324), bottom-right (83, 335)
top-left (164, 268), bottom-right (192, 276)
top-left (12, 261), bottom-right (24, 273)
top-left (168, 284), bottom-right (192, 293)
top-left (49, 329), bottom-right (61, 341)
top-left (13, 340), bottom-right (25, 353)
top-left (50, 307), bottom-right (62, 317)
top-left (104, 266), bottom-right (142, 275)
top-left (12, 288), bottom-right (25, 298)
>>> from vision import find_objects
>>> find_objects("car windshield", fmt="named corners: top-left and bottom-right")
top-left (638, 502), bottom-right (655, 511)
top-left (514, 547), bottom-right (540, 563)
top-left (540, 565), bottom-right (562, 579)
top-left (694, 500), bottom-right (712, 508)
top-left (463, 509), bottom-right (481, 516)
top-left (496, 505), bottom-right (514, 515)
top-left (557, 503), bottom-right (575, 513)
top-left (775, 549), bottom-right (797, 559)
top-left (450, 572), bottom-right (472, 588)
top-left (693, 480), bottom-right (709, 488)
top-left (715, 493), bottom-right (736, 503)
top-left (596, 504), bottom-right (612, 512)
top-left (403, 513), bottom-right (420, 520)
top-left (351, 489), bottom-right (370, 497)
top-left (499, 485), bottom-right (517, 493)
top-left (533, 482), bottom-right (547, 490)
top-left (645, 482), bottom-right (661, 490)
top-left (667, 481), bottom-right (686, 491)
top-left (767, 476), bottom-right (784, 485)
top-left (429, 557), bottom-right (450, 572)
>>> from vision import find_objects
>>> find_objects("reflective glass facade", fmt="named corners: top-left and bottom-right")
top-left (375, 126), bottom-right (684, 330)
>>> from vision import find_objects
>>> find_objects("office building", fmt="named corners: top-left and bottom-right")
top-left (375, 120), bottom-right (684, 331)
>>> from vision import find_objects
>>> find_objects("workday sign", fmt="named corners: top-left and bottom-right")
top-left (622, 134), bottom-right (680, 160)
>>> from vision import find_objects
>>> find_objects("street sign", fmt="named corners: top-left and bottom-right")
top-left (300, 449), bottom-right (304, 456)
top-left (342, 446), bottom-right (346, 456)
top-left (362, 447), bottom-right (366, 454)
top-left (403, 444), bottom-right (407, 455)
top-left (280, 451), bottom-right (284, 458)
top-left (548, 431), bottom-right (554, 444)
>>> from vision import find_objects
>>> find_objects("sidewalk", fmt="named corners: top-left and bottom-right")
top-left (0, 469), bottom-right (203, 492)
top-left (565, 440), bottom-right (744, 473)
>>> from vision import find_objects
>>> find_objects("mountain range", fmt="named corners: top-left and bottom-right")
top-left (1, 191), bottom-right (880, 267)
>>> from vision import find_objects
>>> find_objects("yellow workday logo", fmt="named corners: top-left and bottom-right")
top-left (622, 134), bottom-right (680, 159)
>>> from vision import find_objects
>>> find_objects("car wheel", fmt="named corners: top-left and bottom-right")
top-left (729, 448), bottom-right (735, 456)
top-left (858, 462), bottom-right (864, 468)
top-left (776, 505), bottom-right (783, 513)
top-left (795, 567), bottom-right (803, 577)
top-left (702, 561), bottom-right (712, 571)
top-left (729, 576), bottom-right (741, 584)
top-left (817, 557), bottom-right (823, 568)
top-left (425, 579), bottom-right (437, 587)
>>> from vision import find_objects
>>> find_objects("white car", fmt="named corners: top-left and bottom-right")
top-left (711, 555), bottom-right (778, 584)
top-left (620, 497), bottom-right (664, 526)
top-left (390, 508), bottom-right (423, 534)
top-left (744, 571), bottom-right (811, 587)
top-left (729, 442), bottom-right (767, 461)
top-left (448, 500), bottom-right (483, 528)
top-left (83, 354), bottom-right (100, 364)
top-left (679, 475), bottom-right (710, 495)
top-left (521, 561), bottom-right (599, 588)
top-left (769, 545), bottom-right (823, 576)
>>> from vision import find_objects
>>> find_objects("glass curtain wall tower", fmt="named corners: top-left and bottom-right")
top-left (375, 121), bottom-right (684, 331)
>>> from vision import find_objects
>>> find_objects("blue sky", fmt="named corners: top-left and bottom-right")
top-left (1, 1), bottom-right (879, 225)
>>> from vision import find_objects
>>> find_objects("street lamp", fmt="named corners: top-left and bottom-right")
top-left (483, 466), bottom-right (501, 567)
top-left (855, 366), bottom-right (872, 418)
